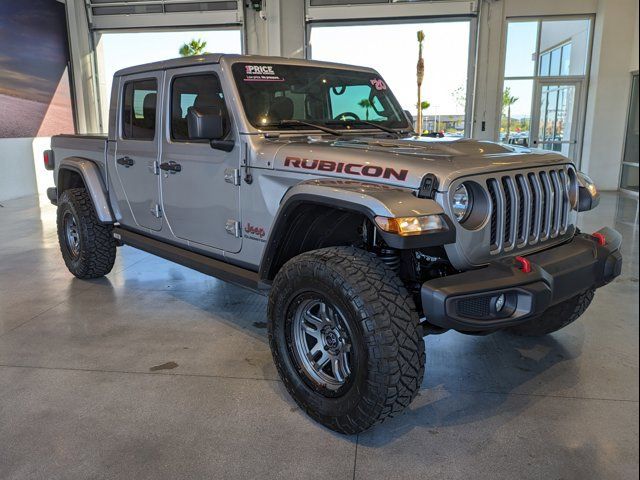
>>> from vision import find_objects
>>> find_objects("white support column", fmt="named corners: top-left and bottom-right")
top-left (245, 0), bottom-right (305, 58)
top-left (65, 0), bottom-right (102, 133)
top-left (581, 0), bottom-right (637, 189)
top-left (280, 0), bottom-right (305, 58)
top-left (471, 0), bottom-right (506, 141)
top-left (265, 0), bottom-right (282, 56)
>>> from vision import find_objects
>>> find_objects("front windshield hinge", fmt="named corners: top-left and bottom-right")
top-left (242, 142), bottom-right (253, 184)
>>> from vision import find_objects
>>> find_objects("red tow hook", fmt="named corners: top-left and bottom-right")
top-left (592, 232), bottom-right (606, 246)
top-left (515, 256), bottom-right (532, 273)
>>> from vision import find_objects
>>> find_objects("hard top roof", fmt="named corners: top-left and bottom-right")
top-left (113, 54), bottom-right (375, 77)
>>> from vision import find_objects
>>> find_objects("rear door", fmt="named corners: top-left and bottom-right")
top-left (113, 72), bottom-right (163, 231)
top-left (159, 66), bottom-right (242, 252)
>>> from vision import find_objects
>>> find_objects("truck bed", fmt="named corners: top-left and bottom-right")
top-left (51, 134), bottom-right (109, 178)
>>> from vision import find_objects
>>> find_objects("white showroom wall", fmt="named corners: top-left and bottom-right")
top-left (0, 139), bottom-right (38, 202)
top-left (581, 0), bottom-right (638, 189)
top-left (0, 138), bottom-right (52, 203)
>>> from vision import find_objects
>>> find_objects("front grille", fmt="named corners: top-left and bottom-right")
top-left (486, 167), bottom-right (573, 255)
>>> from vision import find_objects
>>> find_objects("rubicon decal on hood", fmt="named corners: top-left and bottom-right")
top-left (284, 156), bottom-right (408, 181)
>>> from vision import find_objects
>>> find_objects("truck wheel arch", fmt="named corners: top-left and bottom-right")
top-left (259, 196), bottom-right (370, 281)
top-left (57, 157), bottom-right (115, 224)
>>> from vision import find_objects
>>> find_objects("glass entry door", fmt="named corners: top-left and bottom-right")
top-left (531, 80), bottom-right (583, 162)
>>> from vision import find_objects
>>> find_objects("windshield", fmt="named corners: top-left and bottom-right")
top-left (232, 63), bottom-right (409, 131)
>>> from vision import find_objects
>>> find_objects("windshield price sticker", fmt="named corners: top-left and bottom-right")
top-left (244, 65), bottom-right (284, 82)
top-left (370, 78), bottom-right (387, 91)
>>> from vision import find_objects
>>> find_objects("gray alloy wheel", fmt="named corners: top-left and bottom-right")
top-left (291, 297), bottom-right (352, 390)
top-left (63, 211), bottom-right (81, 258)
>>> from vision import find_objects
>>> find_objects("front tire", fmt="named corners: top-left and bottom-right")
top-left (57, 188), bottom-right (116, 279)
top-left (268, 246), bottom-right (425, 434)
top-left (508, 289), bottom-right (595, 336)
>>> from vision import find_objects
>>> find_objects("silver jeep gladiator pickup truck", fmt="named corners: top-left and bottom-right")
top-left (45, 54), bottom-right (622, 434)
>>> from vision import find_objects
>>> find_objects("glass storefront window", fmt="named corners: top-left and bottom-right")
top-left (561, 44), bottom-right (572, 75)
top-left (539, 19), bottom-right (590, 76)
top-left (500, 79), bottom-right (533, 145)
top-left (620, 73), bottom-right (639, 193)
top-left (504, 21), bottom-right (538, 78)
top-left (309, 20), bottom-right (471, 135)
top-left (502, 17), bottom-right (592, 164)
top-left (94, 29), bottom-right (242, 133)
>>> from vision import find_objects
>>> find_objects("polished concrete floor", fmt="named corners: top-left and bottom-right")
top-left (0, 192), bottom-right (638, 480)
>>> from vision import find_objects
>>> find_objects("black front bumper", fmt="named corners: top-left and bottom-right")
top-left (421, 227), bottom-right (623, 332)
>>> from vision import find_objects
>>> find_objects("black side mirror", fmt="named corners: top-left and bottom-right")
top-left (187, 107), bottom-right (234, 152)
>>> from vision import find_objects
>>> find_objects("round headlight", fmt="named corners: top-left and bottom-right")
top-left (451, 183), bottom-right (473, 222)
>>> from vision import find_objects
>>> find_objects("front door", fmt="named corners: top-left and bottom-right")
top-left (113, 73), bottom-right (162, 231)
top-left (531, 80), bottom-right (583, 163)
top-left (160, 67), bottom-right (242, 253)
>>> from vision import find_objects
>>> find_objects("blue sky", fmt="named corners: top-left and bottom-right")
top-left (99, 29), bottom-right (242, 98)
top-left (502, 21), bottom-right (538, 118)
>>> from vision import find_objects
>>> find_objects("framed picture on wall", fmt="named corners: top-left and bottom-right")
top-left (0, 0), bottom-right (75, 139)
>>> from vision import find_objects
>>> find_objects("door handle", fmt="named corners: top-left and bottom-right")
top-left (117, 156), bottom-right (135, 167)
top-left (159, 161), bottom-right (182, 173)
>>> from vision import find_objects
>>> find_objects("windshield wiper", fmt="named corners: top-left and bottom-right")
top-left (326, 119), bottom-right (404, 136)
top-left (270, 120), bottom-right (343, 136)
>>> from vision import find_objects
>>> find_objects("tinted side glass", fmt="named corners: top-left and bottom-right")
top-left (122, 79), bottom-right (157, 140)
top-left (171, 74), bottom-right (227, 141)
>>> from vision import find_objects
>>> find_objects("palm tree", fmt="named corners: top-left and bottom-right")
top-left (179, 38), bottom-right (208, 57)
top-left (416, 30), bottom-right (425, 135)
top-left (502, 87), bottom-right (519, 142)
top-left (419, 100), bottom-right (430, 133)
top-left (358, 98), bottom-right (372, 121)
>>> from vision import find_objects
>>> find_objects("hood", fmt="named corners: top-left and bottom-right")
top-left (268, 136), bottom-right (573, 190)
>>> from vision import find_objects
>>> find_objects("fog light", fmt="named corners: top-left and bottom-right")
top-left (495, 293), bottom-right (505, 312)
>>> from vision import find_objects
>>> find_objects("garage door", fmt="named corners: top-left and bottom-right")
top-left (87, 0), bottom-right (244, 30)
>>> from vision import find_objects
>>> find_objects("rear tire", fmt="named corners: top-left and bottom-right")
top-left (268, 246), bottom-right (425, 434)
top-left (508, 289), bottom-right (595, 336)
top-left (57, 188), bottom-right (116, 279)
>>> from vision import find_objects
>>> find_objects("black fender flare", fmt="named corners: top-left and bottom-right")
top-left (259, 180), bottom-right (455, 280)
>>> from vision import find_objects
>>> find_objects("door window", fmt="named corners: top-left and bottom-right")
top-left (122, 79), bottom-right (157, 140)
top-left (170, 74), bottom-right (228, 142)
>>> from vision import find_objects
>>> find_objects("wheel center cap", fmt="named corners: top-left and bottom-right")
top-left (324, 331), bottom-right (339, 349)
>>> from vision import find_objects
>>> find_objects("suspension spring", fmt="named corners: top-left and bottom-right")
top-left (378, 248), bottom-right (401, 271)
